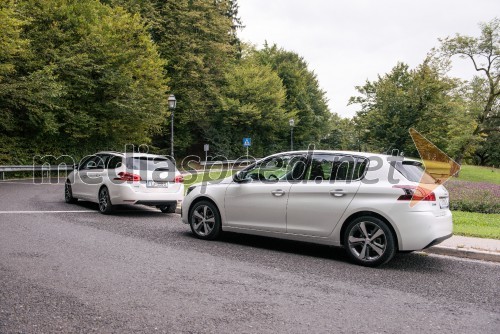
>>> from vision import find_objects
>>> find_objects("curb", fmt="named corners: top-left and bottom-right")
top-left (424, 246), bottom-right (500, 263)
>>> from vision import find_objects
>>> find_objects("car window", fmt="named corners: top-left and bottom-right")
top-left (107, 155), bottom-right (123, 169)
top-left (95, 155), bottom-right (110, 169)
top-left (395, 161), bottom-right (436, 184)
top-left (126, 156), bottom-right (173, 171)
top-left (79, 155), bottom-right (101, 170)
top-left (306, 154), bottom-right (368, 181)
top-left (240, 154), bottom-right (306, 181)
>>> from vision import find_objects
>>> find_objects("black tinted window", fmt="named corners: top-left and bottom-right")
top-left (107, 156), bottom-right (123, 169)
top-left (126, 156), bottom-right (173, 171)
top-left (240, 154), bottom-right (306, 181)
top-left (395, 161), bottom-right (436, 184)
top-left (307, 154), bottom-right (368, 181)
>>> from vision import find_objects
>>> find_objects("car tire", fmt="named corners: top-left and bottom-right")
top-left (64, 182), bottom-right (78, 204)
top-left (343, 216), bottom-right (395, 267)
top-left (98, 186), bottom-right (113, 214)
top-left (189, 200), bottom-right (221, 240)
top-left (159, 204), bottom-right (176, 214)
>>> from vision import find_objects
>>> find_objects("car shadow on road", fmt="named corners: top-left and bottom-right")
top-left (184, 231), bottom-right (450, 271)
top-left (72, 201), bottom-right (165, 216)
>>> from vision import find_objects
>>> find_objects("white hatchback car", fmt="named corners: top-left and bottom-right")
top-left (181, 151), bottom-right (453, 266)
top-left (65, 152), bottom-right (184, 214)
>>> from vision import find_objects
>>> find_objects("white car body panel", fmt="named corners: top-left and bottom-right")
top-left (181, 150), bottom-right (453, 252)
top-left (68, 152), bottom-right (184, 209)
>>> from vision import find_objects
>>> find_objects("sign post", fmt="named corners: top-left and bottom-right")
top-left (203, 144), bottom-right (209, 164)
top-left (243, 138), bottom-right (251, 159)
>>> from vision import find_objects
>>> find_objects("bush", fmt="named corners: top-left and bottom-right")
top-left (446, 179), bottom-right (500, 214)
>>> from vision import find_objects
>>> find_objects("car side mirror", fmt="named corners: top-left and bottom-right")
top-left (233, 171), bottom-right (249, 183)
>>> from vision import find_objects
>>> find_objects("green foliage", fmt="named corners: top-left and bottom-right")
top-left (210, 53), bottom-right (289, 157)
top-left (439, 18), bottom-right (499, 164)
top-left (2, 0), bottom-right (339, 161)
top-left (148, 0), bottom-right (240, 155)
top-left (320, 115), bottom-right (359, 151)
top-left (350, 61), bottom-right (460, 156)
top-left (255, 44), bottom-right (332, 150)
top-left (0, 0), bottom-right (168, 163)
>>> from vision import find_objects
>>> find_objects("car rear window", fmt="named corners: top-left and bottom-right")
top-left (126, 156), bottom-right (173, 171)
top-left (395, 161), bottom-right (436, 184)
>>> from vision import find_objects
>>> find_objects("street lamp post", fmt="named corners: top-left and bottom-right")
top-left (168, 94), bottom-right (176, 158)
top-left (289, 119), bottom-right (295, 151)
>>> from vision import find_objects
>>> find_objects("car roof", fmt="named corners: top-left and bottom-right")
top-left (96, 151), bottom-right (170, 159)
top-left (275, 150), bottom-right (415, 159)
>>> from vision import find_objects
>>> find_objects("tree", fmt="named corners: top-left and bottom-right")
top-left (208, 53), bottom-right (289, 157)
top-left (148, 0), bottom-right (240, 155)
top-left (440, 18), bottom-right (500, 163)
top-left (0, 0), bottom-right (169, 163)
top-left (254, 44), bottom-right (332, 150)
top-left (320, 115), bottom-right (358, 151)
top-left (350, 61), bottom-right (459, 157)
top-left (0, 0), bottom-right (64, 163)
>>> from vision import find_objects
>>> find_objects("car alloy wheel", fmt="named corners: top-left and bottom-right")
top-left (189, 201), bottom-right (221, 240)
top-left (98, 187), bottom-right (113, 214)
top-left (344, 216), bottom-right (395, 267)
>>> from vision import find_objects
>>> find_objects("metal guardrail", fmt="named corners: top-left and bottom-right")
top-left (199, 159), bottom-right (258, 166)
top-left (0, 165), bottom-right (74, 180)
top-left (0, 161), bottom-right (257, 179)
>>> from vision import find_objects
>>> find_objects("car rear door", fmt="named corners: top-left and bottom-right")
top-left (286, 154), bottom-right (367, 237)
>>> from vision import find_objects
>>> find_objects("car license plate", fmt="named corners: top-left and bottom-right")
top-left (147, 181), bottom-right (169, 188)
top-left (439, 196), bottom-right (449, 209)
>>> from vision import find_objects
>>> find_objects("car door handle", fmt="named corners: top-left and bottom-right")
top-left (271, 189), bottom-right (285, 197)
top-left (330, 189), bottom-right (346, 197)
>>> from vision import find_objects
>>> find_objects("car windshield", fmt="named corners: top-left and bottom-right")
top-left (395, 161), bottom-right (436, 184)
top-left (126, 156), bottom-right (172, 171)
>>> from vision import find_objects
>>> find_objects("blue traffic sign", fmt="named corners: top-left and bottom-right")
top-left (243, 138), bottom-right (251, 147)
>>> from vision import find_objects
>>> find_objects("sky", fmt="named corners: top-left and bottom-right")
top-left (237, 0), bottom-right (500, 118)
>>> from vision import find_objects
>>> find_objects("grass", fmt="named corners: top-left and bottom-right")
top-left (456, 165), bottom-right (500, 184)
top-left (452, 211), bottom-right (500, 240)
top-left (183, 169), bottom-right (236, 188)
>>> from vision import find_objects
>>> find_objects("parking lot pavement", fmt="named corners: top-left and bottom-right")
top-left (1, 180), bottom-right (499, 333)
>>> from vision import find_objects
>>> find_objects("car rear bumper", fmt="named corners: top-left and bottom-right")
top-left (109, 182), bottom-right (184, 206)
top-left (394, 210), bottom-right (453, 251)
top-left (422, 233), bottom-right (453, 249)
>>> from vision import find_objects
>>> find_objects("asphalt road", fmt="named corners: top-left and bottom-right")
top-left (0, 179), bottom-right (499, 333)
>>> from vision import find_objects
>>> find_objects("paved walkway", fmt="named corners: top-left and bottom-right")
top-left (426, 235), bottom-right (500, 263)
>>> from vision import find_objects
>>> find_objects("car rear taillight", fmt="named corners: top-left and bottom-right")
top-left (175, 174), bottom-right (184, 183)
top-left (393, 185), bottom-right (436, 201)
top-left (114, 172), bottom-right (142, 181)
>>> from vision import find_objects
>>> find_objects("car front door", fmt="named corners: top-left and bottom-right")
top-left (224, 153), bottom-right (306, 232)
top-left (71, 155), bottom-right (96, 199)
top-left (74, 155), bottom-right (109, 200)
top-left (286, 154), bottom-right (368, 237)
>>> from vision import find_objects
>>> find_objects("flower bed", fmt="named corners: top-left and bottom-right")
top-left (445, 179), bottom-right (500, 214)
